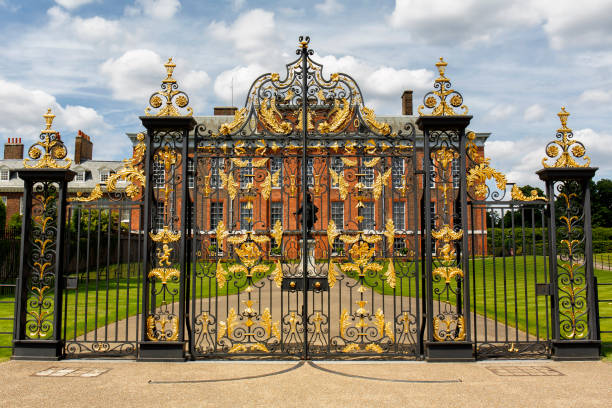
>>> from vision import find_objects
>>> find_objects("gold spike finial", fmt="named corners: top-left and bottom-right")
top-left (145, 57), bottom-right (192, 117)
top-left (162, 58), bottom-right (177, 84)
top-left (23, 108), bottom-right (71, 169)
top-left (41, 108), bottom-right (57, 134)
top-left (542, 107), bottom-right (590, 168)
top-left (418, 57), bottom-right (468, 116)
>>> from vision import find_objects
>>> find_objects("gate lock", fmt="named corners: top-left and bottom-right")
top-left (282, 277), bottom-right (328, 292)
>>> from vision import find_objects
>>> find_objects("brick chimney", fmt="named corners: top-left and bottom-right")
top-left (401, 90), bottom-right (413, 115)
top-left (214, 106), bottom-right (238, 116)
top-left (3, 138), bottom-right (24, 160)
top-left (74, 130), bottom-right (93, 164)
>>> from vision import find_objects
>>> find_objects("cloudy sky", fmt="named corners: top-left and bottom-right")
top-left (1, 0), bottom-right (611, 186)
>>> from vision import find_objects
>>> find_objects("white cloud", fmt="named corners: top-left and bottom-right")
top-left (100, 50), bottom-right (166, 103)
top-left (59, 105), bottom-right (107, 132)
top-left (315, 54), bottom-right (434, 103)
top-left (47, 6), bottom-right (70, 26)
top-left (315, 0), bottom-right (343, 15)
top-left (485, 105), bottom-right (516, 121)
top-left (0, 78), bottom-right (111, 157)
top-left (208, 9), bottom-right (279, 63)
top-left (524, 104), bottom-right (546, 122)
top-left (213, 64), bottom-right (267, 105)
top-left (573, 128), bottom-right (612, 167)
top-left (486, 138), bottom-right (544, 186)
top-left (73, 16), bottom-right (121, 42)
top-left (133, 0), bottom-right (181, 19)
top-left (388, 0), bottom-right (542, 46)
top-left (55, 0), bottom-right (96, 9)
top-left (579, 89), bottom-right (612, 104)
top-left (539, 1), bottom-right (612, 49)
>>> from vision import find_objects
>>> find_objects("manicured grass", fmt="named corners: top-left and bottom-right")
top-left (352, 255), bottom-right (612, 347)
top-left (0, 261), bottom-right (274, 360)
top-left (1, 256), bottom-right (611, 360)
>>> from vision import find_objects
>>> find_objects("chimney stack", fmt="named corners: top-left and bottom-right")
top-left (3, 137), bottom-right (24, 160)
top-left (401, 90), bottom-right (413, 115)
top-left (214, 106), bottom-right (238, 116)
top-left (74, 130), bottom-right (93, 164)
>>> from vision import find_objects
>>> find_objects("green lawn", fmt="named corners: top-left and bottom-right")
top-left (0, 261), bottom-right (273, 360)
top-left (2, 256), bottom-right (611, 360)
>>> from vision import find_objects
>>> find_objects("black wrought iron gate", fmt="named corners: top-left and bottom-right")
top-left (10, 37), bottom-right (602, 362)
top-left (188, 37), bottom-right (420, 358)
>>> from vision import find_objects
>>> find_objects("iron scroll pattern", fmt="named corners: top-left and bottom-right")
top-left (427, 130), bottom-right (466, 341)
top-left (554, 180), bottom-right (588, 339)
top-left (190, 38), bottom-right (419, 357)
top-left (25, 182), bottom-right (58, 339)
top-left (145, 130), bottom-right (184, 342)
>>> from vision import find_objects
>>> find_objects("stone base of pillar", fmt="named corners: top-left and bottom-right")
top-left (552, 340), bottom-right (601, 361)
top-left (138, 341), bottom-right (186, 362)
top-left (425, 341), bottom-right (475, 362)
top-left (12, 340), bottom-right (63, 361)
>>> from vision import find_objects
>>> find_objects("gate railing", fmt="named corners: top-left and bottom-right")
top-left (9, 39), bottom-right (602, 361)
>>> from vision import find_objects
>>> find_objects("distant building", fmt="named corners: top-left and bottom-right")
top-left (0, 131), bottom-right (123, 225)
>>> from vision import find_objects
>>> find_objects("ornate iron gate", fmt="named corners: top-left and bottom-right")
top-left (9, 37), bottom-right (602, 362)
top-left (189, 37), bottom-right (420, 358)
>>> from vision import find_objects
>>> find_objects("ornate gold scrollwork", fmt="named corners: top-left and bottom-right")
top-left (271, 220), bottom-right (283, 248)
top-left (261, 169), bottom-right (281, 200)
top-left (433, 315), bottom-right (466, 341)
top-left (145, 58), bottom-right (192, 117)
top-left (149, 225), bottom-right (181, 244)
top-left (218, 107), bottom-right (247, 136)
top-left (542, 107), bottom-right (591, 168)
top-left (361, 107), bottom-right (391, 135)
top-left (146, 314), bottom-right (179, 341)
top-left (372, 168), bottom-right (392, 200)
top-left (511, 185), bottom-right (547, 201)
top-left (383, 218), bottom-right (395, 252)
top-left (259, 97), bottom-right (292, 134)
top-left (329, 168), bottom-right (348, 200)
top-left (24, 109), bottom-right (71, 169)
top-left (318, 98), bottom-right (352, 134)
top-left (418, 58), bottom-right (468, 116)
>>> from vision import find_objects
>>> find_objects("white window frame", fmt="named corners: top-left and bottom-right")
top-left (392, 201), bottom-right (405, 230)
top-left (270, 201), bottom-right (282, 227)
top-left (359, 202), bottom-right (375, 230)
top-left (210, 157), bottom-right (224, 188)
top-left (152, 161), bottom-right (165, 189)
top-left (240, 159), bottom-right (253, 189)
top-left (452, 158), bottom-right (460, 189)
top-left (358, 163), bottom-right (374, 188)
top-left (392, 158), bottom-right (404, 189)
top-left (331, 201), bottom-right (344, 229)
top-left (240, 201), bottom-right (253, 231)
top-left (187, 158), bottom-right (195, 189)
top-left (0, 168), bottom-right (9, 182)
top-left (270, 158), bottom-right (283, 188)
top-left (210, 202), bottom-right (224, 230)
top-left (330, 157), bottom-right (344, 188)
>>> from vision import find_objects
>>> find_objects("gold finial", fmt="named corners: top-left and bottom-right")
top-left (162, 58), bottom-right (177, 84)
top-left (435, 57), bottom-right (448, 82)
top-left (145, 57), bottom-right (192, 117)
top-left (542, 107), bottom-right (590, 168)
top-left (23, 108), bottom-right (71, 169)
top-left (42, 108), bottom-right (57, 134)
top-left (418, 57), bottom-right (468, 116)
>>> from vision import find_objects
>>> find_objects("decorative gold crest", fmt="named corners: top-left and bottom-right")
top-left (145, 58), bottom-right (193, 117)
top-left (418, 58), bottom-right (468, 116)
top-left (24, 109), bottom-right (72, 169)
top-left (542, 107), bottom-right (590, 168)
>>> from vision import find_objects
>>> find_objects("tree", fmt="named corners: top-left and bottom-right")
top-left (592, 178), bottom-right (612, 227)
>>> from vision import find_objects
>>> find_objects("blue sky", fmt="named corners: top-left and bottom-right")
top-left (1, 0), bottom-right (611, 186)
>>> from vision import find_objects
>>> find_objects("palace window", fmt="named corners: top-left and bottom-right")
top-left (392, 158), bottom-right (404, 188)
top-left (358, 202), bottom-right (375, 230)
top-left (270, 157), bottom-right (283, 187)
top-left (209, 157), bottom-right (223, 188)
top-left (270, 202), bottom-right (282, 227)
top-left (358, 162), bottom-right (374, 188)
top-left (392, 201), bottom-right (405, 230)
top-left (331, 201), bottom-right (344, 229)
top-left (394, 239), bottom-right (406, 254)
top-left (100, 169), bottom-right (116, 184)
top-left (452, 158), bottom-right (460, 189)
top-left (154, 200), bottom-right (165, 231)
top-left (210, 202), bottom-right (223, 230)
top-left (240, 201), bottom-right (253, 230)
top-left (306, 158), bottom-right (314, 187)
top-left (74, 171), bottom-right (86, 182)
top-left (330, 157), bottom-right (343, 188)
top-left (152, 161), bottom-right (165, 189)
top-left (240, 159), bottom-right (253, 189)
